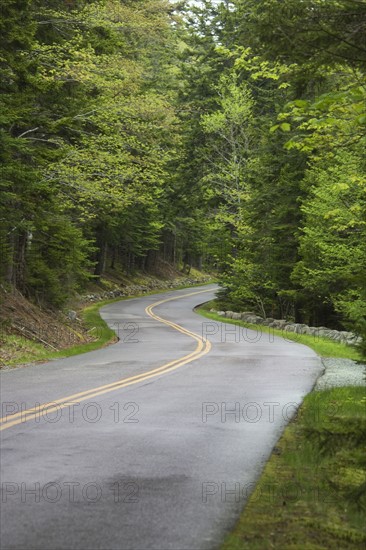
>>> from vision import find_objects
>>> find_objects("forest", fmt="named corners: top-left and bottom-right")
top-left (1, 0), bottom-right (365, 352)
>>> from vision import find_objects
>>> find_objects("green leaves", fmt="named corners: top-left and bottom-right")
top-left (0, 0), bottom-right (184, 303)
top-left (280, 122), bottom-right (291, 132)
top-left (182, 0), bottom-right (366, 346)
top-left (292, 147), bottom-right (366, 340)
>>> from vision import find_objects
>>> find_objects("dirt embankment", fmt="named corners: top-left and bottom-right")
top-left (0, 289), bottom-right (93, 366)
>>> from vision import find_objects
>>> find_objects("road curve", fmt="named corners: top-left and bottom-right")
top-left (0, 285), bottom-right (322, 550)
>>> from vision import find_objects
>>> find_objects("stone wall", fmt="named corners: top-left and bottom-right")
top-left (80, 276), bottom-right (212, 304)
top-left (210, 309), bottom-right (362, 346)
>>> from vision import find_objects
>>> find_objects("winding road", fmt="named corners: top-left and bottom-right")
top-left (0, 285), bottom-right (322, 550)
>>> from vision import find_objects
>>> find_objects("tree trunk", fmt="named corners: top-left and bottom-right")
top-left (5, 231), bottom-right (15, 285)
top-left (94, 230), bottom-right (107, 278)
top-left (110, 247), bottom-right (116, 269)
top-left (13, 231), bottom-right (28, 292)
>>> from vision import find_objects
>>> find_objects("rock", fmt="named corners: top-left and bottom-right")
top-left (317, 328), bottom-right (332, 338)
top-left (246, 315), bottom-right (263, 324)
top-left (231, 312), bottom-right (241, 320)
top-left (346, 334), bottom-right (360, 345)
top-left (67, 310), bottom-right (77, 321)
top-left (294, 323), bottom-right (308, 334)
top-left (240, 313), bottom-right (254, 321)
top-left (271, 320), bottom-right (287, 329)
top-left (217, 311), bottom-right (226, 317)
top-left (241, 311), bottom-right (256, 321)
top-left (327, 330), bottom-right (339, 340)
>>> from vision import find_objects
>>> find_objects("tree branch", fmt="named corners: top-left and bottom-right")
top-left (17, 127), bottom-right (39, 138)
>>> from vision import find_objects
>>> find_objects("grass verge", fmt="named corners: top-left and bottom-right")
top-left (222, 386), bottom-right (366, 549)
top-left (197, 302), bottom-right (361, 361)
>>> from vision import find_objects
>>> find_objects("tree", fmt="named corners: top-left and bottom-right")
top-left (234, 0), bottom-right (366, 67)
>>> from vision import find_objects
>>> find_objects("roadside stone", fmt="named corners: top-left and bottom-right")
top-left (272, 320), bottom-right (287, 329)
top-left (67, 310), bottom-right (77, 321)
top-left (212, 307), bottom-right (362, 348)
top-left (295, 324), bottom-right (308, 334)
top-left (80, 275), bottom-right (212, 305)
top-left (246, 315), bottom-right (263, 324)
top-left (231, 312), bottom-right (241, 320)
top-left (317, 328), bottom-right (332, 338)
top-left (240, 311), bottom-right (255, 318)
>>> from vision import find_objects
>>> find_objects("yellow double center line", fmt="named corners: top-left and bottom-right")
top-left (0, 289), bottom-right (213, 432)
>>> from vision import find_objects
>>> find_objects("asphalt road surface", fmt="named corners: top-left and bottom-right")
top-left (0, 285), bottom-right (322, 550)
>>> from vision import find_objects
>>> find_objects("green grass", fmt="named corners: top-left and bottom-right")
top-left (197, 302), bottom-right (362, 361)
top-left (1, 279), bottom-right (216, 368)
top-left (0, 335), bottom-right (56, 367)
top-left (222, 386), bottom-right (366, 549)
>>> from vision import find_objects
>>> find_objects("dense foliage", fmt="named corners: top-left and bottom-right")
top-left (1, 1), bottom-right (365, 352)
